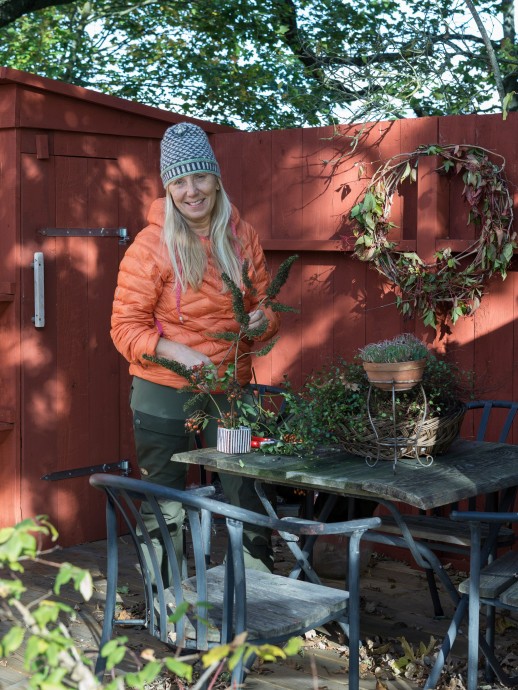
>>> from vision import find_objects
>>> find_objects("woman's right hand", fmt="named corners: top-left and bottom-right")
top-left (155, 338), bottom-right (213, 369)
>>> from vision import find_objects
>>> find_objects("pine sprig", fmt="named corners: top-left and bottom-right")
top-left (241, 260), bottom-right (256, 295)
top-left (266, 255), bottom-right (298, 301)
top-left (221, 272), bottom-right (249, 327)
top-left (143, 354), bottom-right (191, 379)
top-left (253, 338), bottom-right (279, 357)
top-left (144, 255), bottom-right (299, 431)
top-left (244, 322), bottom-right (268, 339)
top-left (184, 391), bottom-right (209, 411)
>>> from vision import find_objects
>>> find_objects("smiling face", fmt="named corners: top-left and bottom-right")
top-left (167, 173), bottom-right (219, 234)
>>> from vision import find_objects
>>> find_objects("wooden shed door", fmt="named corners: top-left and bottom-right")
top-left (20, 153), bottom-right (125, 546)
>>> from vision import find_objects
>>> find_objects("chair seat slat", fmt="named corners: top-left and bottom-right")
top-left (458, 550), bottom-right (518, 598)
top-left (377, 515), bottom-right (515, 548)
top-left (174, 565), bottom-right (349, 643)
top-left (500, 580), bottom-right (518, 607)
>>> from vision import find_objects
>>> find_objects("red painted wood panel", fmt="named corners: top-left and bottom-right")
top-left (15, 88), bottom-right (225, 139)
top-left (211, 131), bottom-right (246, 214)
top-left (219, 112), bottom-right (518, 408)
top-left (0, 83), bottom-right (17, 129)
top-left (0, 127), bottom-right (20, 529)
top-left (242, 131), bottom-right (273, 234)
top-left (20, 152), bottom-right (60, 535)
top-left (301, 125), bottom-right (347, 240)
top-left (271, 128), bottom-right (303, 241)
top-left (1, 66), bottom-right (234, 134)
top-left (20, 152), bottom-right (123, 547)
top-left (54, 156), bottom-right (120, 545)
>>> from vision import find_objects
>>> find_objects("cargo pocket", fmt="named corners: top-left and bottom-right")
top-left (133, 410), bottom-right (189, 487)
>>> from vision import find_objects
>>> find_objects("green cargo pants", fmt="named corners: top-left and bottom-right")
top-left (130, 377), bottom-right (274, 586)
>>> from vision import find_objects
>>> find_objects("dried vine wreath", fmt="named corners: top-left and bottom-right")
top-left (349, 144), bottom-right (516, 328)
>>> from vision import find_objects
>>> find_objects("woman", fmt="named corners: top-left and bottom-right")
top-left (111, 122), bottom-right (279, 578)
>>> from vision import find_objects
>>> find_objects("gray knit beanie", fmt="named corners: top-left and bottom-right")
top-left (160, 122), bottom-right (220, 187)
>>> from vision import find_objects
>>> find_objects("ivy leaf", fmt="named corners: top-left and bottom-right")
top-left (423, 310), bottom-right (436, 329)
top-left (400, 162), bottom-right (412, 182)
top-left (362, 192), bottom-right (378, 212)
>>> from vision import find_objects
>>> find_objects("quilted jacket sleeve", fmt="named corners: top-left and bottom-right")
top-left (110, 227), bottom-right (164, 364)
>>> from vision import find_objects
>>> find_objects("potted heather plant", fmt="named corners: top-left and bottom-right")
top-left (144, 255), bottom-right (298, 454)
top-left (336, 352), bottom-right (470, 462)
top-left (358, 333), bottom-right (429, 391)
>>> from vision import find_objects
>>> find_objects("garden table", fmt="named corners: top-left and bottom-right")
top-left (174, 439), bottom-right (518, 689)
top-left (177, 440), bottom-right (518, 511)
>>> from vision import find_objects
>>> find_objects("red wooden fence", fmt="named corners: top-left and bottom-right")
top-left (213, 114), bottom-right (518, 449)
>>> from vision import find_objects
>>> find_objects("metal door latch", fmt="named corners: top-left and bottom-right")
top-left (31, 252), bottom-right (45, 328)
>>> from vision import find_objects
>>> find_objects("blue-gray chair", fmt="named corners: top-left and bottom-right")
top-left (89, 473), bottom-right (380, 690)
top-left (450, 510), bottom-right (518, 690)
top-left (372, 400), bottom-right (518, 616)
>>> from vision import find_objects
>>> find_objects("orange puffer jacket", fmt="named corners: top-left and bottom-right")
top-left (111, 198), bottom-right (280, 389)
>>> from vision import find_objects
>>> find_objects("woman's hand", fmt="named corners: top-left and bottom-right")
top-left (155, 338), bottom-right (212, 369)
top-left (248, 309), bottom-right (267, 330)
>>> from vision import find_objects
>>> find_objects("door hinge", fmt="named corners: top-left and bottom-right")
top-left (39, 227), bottom-right (130, 244)
top-left (41, 459), bottom-right (131, 481)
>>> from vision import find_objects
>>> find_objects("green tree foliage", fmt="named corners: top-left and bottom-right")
top-left (0, 0), bottom-right (517, 128)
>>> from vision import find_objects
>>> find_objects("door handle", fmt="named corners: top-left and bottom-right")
top-left (32, 252), bottom-right (45, 328)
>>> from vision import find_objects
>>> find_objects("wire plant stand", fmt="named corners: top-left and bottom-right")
top-left (364, 383), bottom-right (433, 472)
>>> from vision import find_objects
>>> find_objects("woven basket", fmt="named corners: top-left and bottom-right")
top-left (337, 403), bottom-right (466, 461)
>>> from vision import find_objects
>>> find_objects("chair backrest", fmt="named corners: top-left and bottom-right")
top-left (465, 400), bottom-right (518, 443)
top-left (249, 383), bottom-right (288, 418)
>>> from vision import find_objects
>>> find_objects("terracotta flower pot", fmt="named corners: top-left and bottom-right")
top-left (362, 359), bottom-right (427, 391)
top-left (216, 426), bottom-right (252, 454)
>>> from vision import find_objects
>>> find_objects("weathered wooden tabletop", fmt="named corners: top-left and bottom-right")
top-left (175, 440), bottom-right (518, 510)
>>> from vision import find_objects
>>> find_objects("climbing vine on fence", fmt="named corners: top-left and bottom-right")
top-left (349, 144), bottom-right (516, 329)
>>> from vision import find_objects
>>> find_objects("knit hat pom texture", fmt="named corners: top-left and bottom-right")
top-left (160, 122), bottom-right (220, 187)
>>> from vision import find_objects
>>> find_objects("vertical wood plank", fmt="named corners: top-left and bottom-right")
top-left (241, 131), bottom-right (273, 235)
top-left (20, 152), bottom-right (59, 537)
top-left (0, 128), bottom-right (20, 530)
top-left (471, 114), bottom-right (516, 441)
top-left (333, 254), bottom-right (367, 359)
top-left (301, 125), bottom-right (349, 240)
top-left (213, 131), bottom-right (247, 222)
top-left (271, 128), bottom-right (303, 241)
top-left (361, 119), bottom-right (407, 344)
top-left (84, 157), bottom-right (121, 530)
top-left (55, 156), bottom-right (94, 544)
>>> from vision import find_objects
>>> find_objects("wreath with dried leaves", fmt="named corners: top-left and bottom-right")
top-left (349, 144), bottom-right (516, 329)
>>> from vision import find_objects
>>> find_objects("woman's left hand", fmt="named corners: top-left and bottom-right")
top-left (248, 309), bottom-right (266, 329)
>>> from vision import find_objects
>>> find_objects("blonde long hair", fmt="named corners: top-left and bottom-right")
top-left (163, 180), bottom-right (243, 292)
